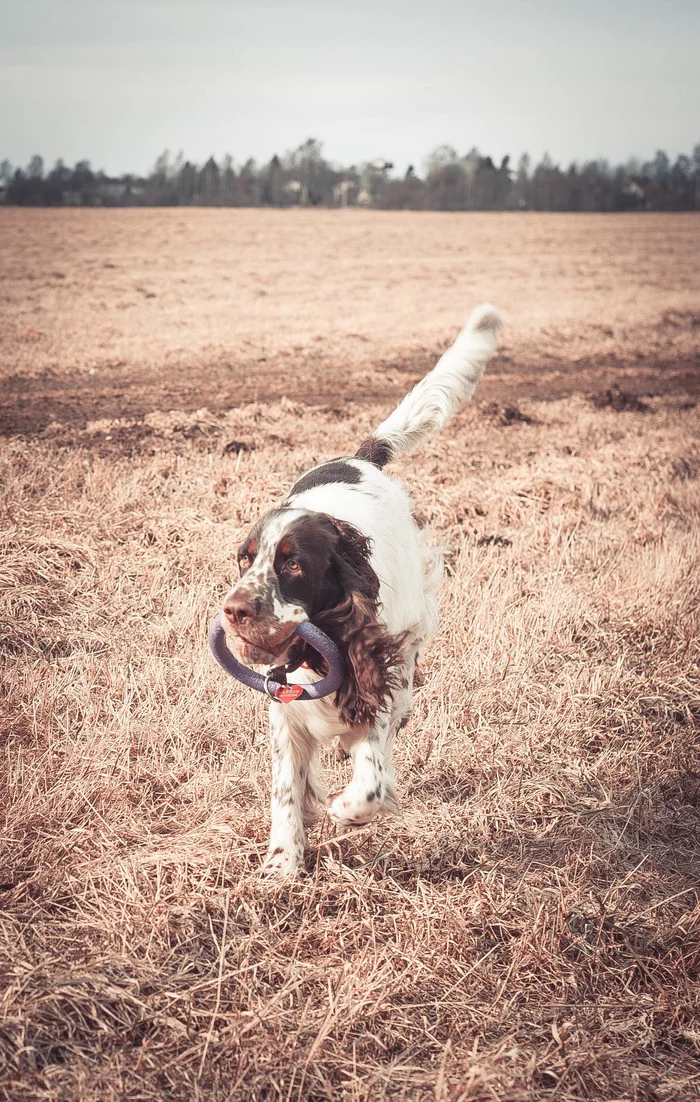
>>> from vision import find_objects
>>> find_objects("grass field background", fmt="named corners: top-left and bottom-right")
top-left (1, 210), bottom-right (699, 1100)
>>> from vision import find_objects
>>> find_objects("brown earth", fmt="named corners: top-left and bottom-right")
top-left (1, 210), bottom-right (699, 1101)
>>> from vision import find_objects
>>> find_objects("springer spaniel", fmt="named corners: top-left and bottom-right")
top-left (221, 304), bottom-right (502, 875)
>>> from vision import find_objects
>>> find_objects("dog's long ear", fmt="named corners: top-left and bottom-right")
top-left (315, 518), bottom-right (405, 729)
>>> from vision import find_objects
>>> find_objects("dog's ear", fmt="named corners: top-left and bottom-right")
top-left (314, 518), bottom-right (405, 728)
top-left (329, 518), bottom-right (380, 601)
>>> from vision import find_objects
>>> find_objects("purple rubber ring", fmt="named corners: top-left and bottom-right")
top-left (208, 613), bottom-right (346, 702)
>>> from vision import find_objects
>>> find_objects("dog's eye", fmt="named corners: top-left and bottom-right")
top-left (239, 554), bottom-right (250, 572)
top-left (285, 559), bottom-right (303, 575)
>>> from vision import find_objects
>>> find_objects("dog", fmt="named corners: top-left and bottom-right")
top-left (221, 304), bottom-right (502, 874)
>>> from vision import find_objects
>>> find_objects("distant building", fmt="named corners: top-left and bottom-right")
top-left (333, 179), bottom-right (358, 207)
top-left (357, 159), bottom-right (393, 205)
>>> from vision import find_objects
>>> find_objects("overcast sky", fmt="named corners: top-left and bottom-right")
top-left (1, 0), bottom-right (698, 177)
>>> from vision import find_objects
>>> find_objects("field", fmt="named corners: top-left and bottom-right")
top-left (1, 209), bottom-right (699, 1101)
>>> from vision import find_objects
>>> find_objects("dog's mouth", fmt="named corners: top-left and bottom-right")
top-left (224, 623), bottom-right (297, 667)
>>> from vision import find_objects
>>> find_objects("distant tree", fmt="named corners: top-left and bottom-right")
top-left (43, 159), bottom-right (72, 204)
top-left (147, 151), bottom-right (179, 204)
top-left (425, 146), bottom-right (465, 210)
top-left (473, 154), bottom-right (512, 208)
top-left (424, 145), bottom-right (459, 176)
top-left (650, 149), bottom-right (671, 184)
top-left (670, 153), bottom-right (694, 209)
top-left (513, 153), bottom-right (531, 208)
top-left (530, 153), bottom-right (567, 210)
top-left (2, 140), bottom-right (698, 210)
top-left (261, 154), bottom-right (283, 206)
top-left (199, 156), bottom-right (221, 204)
top-left (152, 150), bottom-right (171, 187)
top-left (6, 168), bottom-right (27, 204)
top-left (237, 158), bottom-right (260, 206)
top-left (382, 166), bottom-right (425, 209)
top-left (71, 160), bottom-right (98, 205)
top-left (220, 154), bottom-right (235, 204)
top-left (7, 160), bottom-right (49, 205)
top-left (693, 143), bottom-right (700, 208)
top-left (27, 154), bottom-right (44, 179)
top-left (284, 138), bottom-right (336, 205)
top-left (175, 160), bottom-right (198, 204)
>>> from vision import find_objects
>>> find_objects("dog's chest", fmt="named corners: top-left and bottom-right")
top-left (271, 688), bottom-right (350, 743)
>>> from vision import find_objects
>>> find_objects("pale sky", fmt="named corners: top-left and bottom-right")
top-left (1, 0), bottom-right (698, 177)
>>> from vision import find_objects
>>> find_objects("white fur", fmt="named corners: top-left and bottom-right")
top-left (374, 303), bottom-right (502, 457)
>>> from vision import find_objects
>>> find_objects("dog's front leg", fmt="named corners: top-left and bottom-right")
top-left (326, 711), bottom-right (396, 827)
top-left (263, 705), bottom-right (313, 876)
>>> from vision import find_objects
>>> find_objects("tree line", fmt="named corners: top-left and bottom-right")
top-left (2, 139), bottom-right (699, 211)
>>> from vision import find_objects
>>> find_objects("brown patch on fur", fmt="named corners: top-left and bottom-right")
top-left (291, 517), bottom-right (407, 729)
top-left (355, 435), bottom-right (394, 468)
top-left (316, 601), bottom-right (406, 730)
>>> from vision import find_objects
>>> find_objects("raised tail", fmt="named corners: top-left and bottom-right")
top-left (355, 303), bottom-right (503, 467)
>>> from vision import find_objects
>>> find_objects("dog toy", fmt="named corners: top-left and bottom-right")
top-left (208, 614), bottom-right (346, 703)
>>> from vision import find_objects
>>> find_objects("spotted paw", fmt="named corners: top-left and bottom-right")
top-left (262, 846), bottom-right (304, 877)
top-left (326, 783), bottom-right (383, 827)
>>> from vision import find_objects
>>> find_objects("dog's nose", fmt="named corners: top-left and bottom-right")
top-left (223, 592), bottom-right (261, 625)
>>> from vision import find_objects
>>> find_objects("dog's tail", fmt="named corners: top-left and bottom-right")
top-left (355, 303), bottom-right (503, 467)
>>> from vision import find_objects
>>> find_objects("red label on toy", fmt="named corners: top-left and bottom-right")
top-left (275, 684), bottom-right (304, 703)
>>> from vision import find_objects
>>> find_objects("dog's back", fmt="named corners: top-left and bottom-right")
top-left (286, 303), bottom-right (503, 637)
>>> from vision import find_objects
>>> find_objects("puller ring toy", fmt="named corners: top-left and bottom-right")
top-left (208, 613), bottom-right (346, 704)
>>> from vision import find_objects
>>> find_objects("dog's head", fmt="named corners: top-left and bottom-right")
top-left (222, 509), bottom-right (404, 727)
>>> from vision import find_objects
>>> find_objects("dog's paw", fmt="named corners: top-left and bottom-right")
top-left (326, 783), bottom-right (383, 827)
top-left (262, 846), bottom-right (304, 878)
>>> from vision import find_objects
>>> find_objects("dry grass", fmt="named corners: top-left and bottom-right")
top-left (1, 211), bottom-right (700, 1101)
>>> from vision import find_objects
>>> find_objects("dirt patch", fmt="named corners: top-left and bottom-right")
top-left (591, 384), bottom-right (651, 413)
top-left (480, 401), bottom-right (540, 426)
top-left (2, 351), bottom-right (698, 440)
top-left (0, 354), bottom-right (414, 437)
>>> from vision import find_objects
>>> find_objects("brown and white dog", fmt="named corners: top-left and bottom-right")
top-left (221, 304), bottom-right (502, 875)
